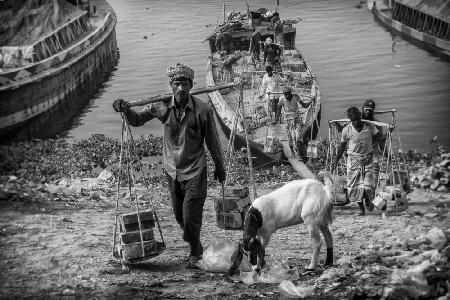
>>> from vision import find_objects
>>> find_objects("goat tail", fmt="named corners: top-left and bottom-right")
top-left (316, 171), bottom-right (334, 224)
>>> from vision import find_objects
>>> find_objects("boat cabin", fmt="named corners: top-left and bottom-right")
top-left (208, 9), bottom-right (297, 54)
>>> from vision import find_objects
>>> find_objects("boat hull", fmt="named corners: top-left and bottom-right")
top-left (372, 2), bottom-right (450, 59)
top-left (0, 6), bottom-right (118, 142)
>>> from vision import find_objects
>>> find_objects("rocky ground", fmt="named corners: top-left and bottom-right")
top-left (0, 136), bottom-right (449, 299)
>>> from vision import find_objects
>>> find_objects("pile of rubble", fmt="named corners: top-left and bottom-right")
top-left (410, 153), bottom-right (450, 193)
top-left (276, 227), bottom-right (449, 299)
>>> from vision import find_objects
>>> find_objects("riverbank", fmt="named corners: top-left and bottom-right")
top-left (0, 135), bottom-right (449, 299)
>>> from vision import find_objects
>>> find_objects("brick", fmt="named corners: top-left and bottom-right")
top-left (119, 210), bottom-right (155, 232)
top-left (223, 186), bottom-right (249, 198)
top-left (120, 229), bottom-right (154, 244)
top-left (120, 240), bottom-right (159, 261)
top-left (120, 210), bottom-right (154, 224)
top-left (215, 196), bottom-right (251, 212)
top-left (120, 219), bottom-right (155, 232)
top-left (216, 211), bottom-right (244, 230)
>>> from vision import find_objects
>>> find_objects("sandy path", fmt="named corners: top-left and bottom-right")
top-left (0, 185), bottom-right (448, 299)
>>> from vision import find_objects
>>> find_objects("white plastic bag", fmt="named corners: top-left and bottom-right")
top-left (279, 280), bottom-right (316, 298)
top-left (199, 239), bottom-right (242, 275)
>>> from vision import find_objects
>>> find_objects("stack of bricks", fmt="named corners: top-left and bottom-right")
top-left (118, 210), bottom-right (159, 261)
top-left (374, 185), bottom-right (408, 212)
top-left (215, 186), bottom-right (252, 230)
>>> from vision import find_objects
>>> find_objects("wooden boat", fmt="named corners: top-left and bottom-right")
top-left (371, 0), bottom-right (450, 58)
top-left (206, 8), bottom-right (320, 178)
top-left (0, 0), bottom-right (118, 142)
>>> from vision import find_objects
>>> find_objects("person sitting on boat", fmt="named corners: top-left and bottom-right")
top-left (331, 106), bottom-right (385, 216)
top-left (271, 12), bottom-right (284, 46)
top-left (263, 37), bottom-right (282, 72)
top-left (259, 65), bottom-right (282, 120)
top-left (215, 31), bottom-right (233, 54)
top-left (112, 63), bottom-right (226, 268)
top-left (273, 86), bottom-right (312, 161)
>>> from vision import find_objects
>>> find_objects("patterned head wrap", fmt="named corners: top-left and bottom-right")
top-left (167, 63), bottom-right (194, 81)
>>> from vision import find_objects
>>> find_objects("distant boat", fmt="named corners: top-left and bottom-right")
top-left (371, 0), bottom-right (450, 58)
top-left (205, 7), bottom-right (320, 178)
top-left (0, 0), bottom-right (118, 142)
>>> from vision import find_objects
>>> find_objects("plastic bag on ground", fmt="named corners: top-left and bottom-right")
top-left (240, 269), bottom-right (260, 285)
top-left (384, 266), bottom-right (429, 299)
top-left (424, 227), bottom-right (447, 250)
top-left (199, 239), bottom-right (242, 275)
top-left (259, 260), bottom-right (299, 283)
top-left (279, 280), bottom-right (316, 298)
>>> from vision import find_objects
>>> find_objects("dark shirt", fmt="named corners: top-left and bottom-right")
top-left (264, 44), bottom-right (281, 65)
top-left (124, 95), bottom-right (225, 180)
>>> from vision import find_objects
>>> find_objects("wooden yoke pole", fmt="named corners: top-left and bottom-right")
top-left (128, 83), bottom-right (239, 107)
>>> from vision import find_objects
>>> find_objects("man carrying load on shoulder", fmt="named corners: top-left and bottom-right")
top-left (361, 99), bottom-right (395, 189)
top-left (331, 107), bottom-right (385, 216)
top-left (272, 86), bottom-right (312, 161)
top-left (112, 63), bottom-right (226, 268)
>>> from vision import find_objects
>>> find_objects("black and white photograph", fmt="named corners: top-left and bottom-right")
top-left (0, 0), bottom-right (449, 298)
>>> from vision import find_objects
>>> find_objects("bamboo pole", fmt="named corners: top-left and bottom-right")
top-left (129, 83), bottom-right (239, 107)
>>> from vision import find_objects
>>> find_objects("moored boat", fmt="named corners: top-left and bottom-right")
top-left (205, 7), bottom-right (320, 178)
top-left (371, 0), bottom-right (450, 58)
top-left (0, 0), bottom-right (118, 142)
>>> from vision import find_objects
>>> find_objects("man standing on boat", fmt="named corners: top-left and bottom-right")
top-left (271, 12), bottom-right (284, 46)
top-left (263, 37), bottom-right (282, 72)
top-left (272, 86), bottom-right (312, 161)
top-left (259, 65), bottom-right (282, 120)
top-left (331, 107), bottom-right (385, 216)
top-left (112, 63), bottom-right (226, 268)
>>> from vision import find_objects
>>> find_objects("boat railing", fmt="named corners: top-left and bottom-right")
top-left (0, 11), bottom-right (91, 68)
top-left (32, 11), bottom-right (91, 62)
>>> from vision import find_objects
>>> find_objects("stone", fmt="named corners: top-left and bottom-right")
top-left (97, 170), bottom-right (113, 181)
top-left (120, 229), bottom-right (154, 244)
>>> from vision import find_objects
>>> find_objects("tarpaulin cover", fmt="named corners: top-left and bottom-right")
top-left (0, 0), bottom-right (84, 47)
top-left (394, 0), bottom-right (450, 22)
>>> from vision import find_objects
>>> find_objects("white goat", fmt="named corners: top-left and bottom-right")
top-left (242, 171), bottom-right (334, 270)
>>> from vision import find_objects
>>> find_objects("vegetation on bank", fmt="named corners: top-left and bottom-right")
top-left (0, 134), bottom-right (446, 188)
top-left (0, 134), bottom-right (300, 187)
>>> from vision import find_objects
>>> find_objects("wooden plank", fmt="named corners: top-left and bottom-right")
top-left (120, 229), bottom-right (154, 244)
top-left (120, 240), bottom-right (159, 260)
top-left (281, 140), bottom-right (315, 179)
top-left (215, 195), bottom-right (251, 212)
top-left (120, 210), bottom-right (154, 225)
top-left (223, 186), bottom-right (249, 198)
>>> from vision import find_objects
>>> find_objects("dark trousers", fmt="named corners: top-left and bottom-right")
top-left (166, 167), bottom-right (207, 257)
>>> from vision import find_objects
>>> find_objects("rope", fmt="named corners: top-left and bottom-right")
top-left (111, 119), bottom-right (125, 257)
top-left (122, 115), bottom-right (165, 245)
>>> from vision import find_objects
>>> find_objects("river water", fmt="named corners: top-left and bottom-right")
top-left (66, 0), bottom-right (450, 151)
